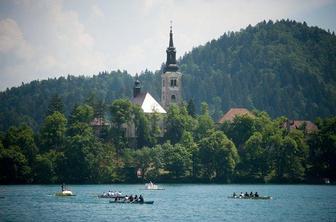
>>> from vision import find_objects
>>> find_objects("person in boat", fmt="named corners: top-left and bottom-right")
top-left (255, 192), bottom-right (259, 197)
top-left (239, 192), bottom-right (244, 197)
top-left (233, 192), bottom-right (237, 198)
top-left (129, 195), bottom-right (133, 202)
top-left (250, 192), bottom-right (253, 197)
top-left (134, 195), bottom-right (138, 202)
top-left (245, 192), bottom-right (249, 197)
top-left (61, 183), bottom-right (65, 192)
top-left (139, 195), bottom-right (144, 203)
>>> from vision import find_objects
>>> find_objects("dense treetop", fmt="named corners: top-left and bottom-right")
top-left (1, 19), bottom-right (336, 132)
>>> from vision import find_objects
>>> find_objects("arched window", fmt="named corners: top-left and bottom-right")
top-left (171, 95), bottom-right (176, 101)
top-left (170, 79), bottom-right (177, 87)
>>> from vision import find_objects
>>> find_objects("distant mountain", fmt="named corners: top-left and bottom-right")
top-left (1, 19), bottom-right (335, 131)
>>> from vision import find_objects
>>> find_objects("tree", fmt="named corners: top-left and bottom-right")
top-left (47, 94), bottom-right (64, 115)
top-left (69, 104), bottom-right (94, 125)
top-left (194, 102), bottom-right (214, 141)
top-left (308, 117), bottom-right (336, 182)
top-left (110, 99), bottom-right (133, 128)
top-left (165, 104), bottom-right (195, 144)
top-left (198, 131), bottom-right (239, 182)
top-left (162, 142), bottom-right (192, 179)
top-left (132, 147), bottom-right (153, 180)
top-left (187, 99), bottom-right (196, 117)
top-left (243, 132), bottom-right (271, 181)
top-left (33, 150), bottom-right (64, 183)
top-left (40, 112), bottom-right (67, 152)
top-left (5, 125), bottom-right (37, 165)
top-left (221, 114), bottom-right (256, 151)
top-left (0, 145), bottom-right (31, 183)
top-left (147, 111), bottom-right (163, 146)
top-left (110, 99), bottom-right (133, 155)
top-left (132, 105), bottom-right (151, 148)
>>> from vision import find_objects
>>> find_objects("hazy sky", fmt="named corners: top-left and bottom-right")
top-left (0, 0), bottom-right (336, 90)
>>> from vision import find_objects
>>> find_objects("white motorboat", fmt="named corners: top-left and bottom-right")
top-left (145, 182), bottom-right (164, 190)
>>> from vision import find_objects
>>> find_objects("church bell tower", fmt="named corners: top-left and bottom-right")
top-left (161, 23), bottom-right (182, 110)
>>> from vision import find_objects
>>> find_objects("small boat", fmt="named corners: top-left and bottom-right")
top-left (228, 196), bottom-right (272, 200)
top-left (55, 184), bottom-right (75, 196)
top-left (109, 200), bottom-right (154, 204)
top-left (55, 190), bottom-right (75, 196)
top-left (145, 182), bottom-right (164, 190)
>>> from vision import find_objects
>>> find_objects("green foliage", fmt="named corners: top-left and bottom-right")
top-left (110, 99), bottom-right (133, 127)
top-left (0, 145), bottom-right (31, 183)
top-left (162, 142), bottom-right (192, 178)
top-left (221, 114), bottom-right (256, 150)
top-left (109, 99), bottom-right (134, 156)
top-left (308, 117), bottom-right (336, 181)
top-left (47, 94), bottom-right (64, 115)
top-left (5, 125), bottom-right (38, 164)
top-left (69, 104), bottom-right (94, 124)
top-left (194, 102), bottom-right (214, 141)
top-left (132, 105), bottom-right (151, 148)
top-left (0, 71), bottom-right (134, 132)
top-left (165, 104), bottom-right (195, 144)
top-left (180, 20), bottom-right (336, 120)
top-left (40, 112), bottom-right (67, 152)
top-left (33, 150), bottom-right (64, 183)
top-left (187, 99), bottom-right (196, 117)
top-left (0, 96), bottom-right (335, 184)
top-left (198, 131), bottom-right (239, 182)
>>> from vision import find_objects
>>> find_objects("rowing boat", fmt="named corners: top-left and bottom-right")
top-left (228, 196), bottom-right (272, 200)
top-left (109, 200), bottom-right (154, 204)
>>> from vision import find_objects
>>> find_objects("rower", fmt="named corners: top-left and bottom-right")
top-left (139, 195), bottom-right (144, 203)
top-left (255, 192), bottom-right (259, 197)
top-left (250, 192), bottom-right (253, 197)
top-left (245, 192), bottom-right (249, 197)
top-left (233, 192), bottom-right (237, 197)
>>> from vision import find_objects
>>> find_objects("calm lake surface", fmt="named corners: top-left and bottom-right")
top-left (0, 184), bottom-right (335, 222)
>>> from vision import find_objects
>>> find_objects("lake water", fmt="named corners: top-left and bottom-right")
top-left (0, 184), bottom-right (335, 222)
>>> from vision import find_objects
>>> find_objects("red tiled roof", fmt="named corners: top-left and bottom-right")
top-left (90, 118), bottom-right (110, 126)
top-left (285, 120), bottom-right (318, 134)
top-left (218, 108), bottom-right (253, 123)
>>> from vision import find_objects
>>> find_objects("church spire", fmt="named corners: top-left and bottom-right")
top-left (169, 22), bottom-right (174, 48)
top-left (133, 74), bottom-right (141, 98)
top-left (165, 22), bottom-right (179, 73)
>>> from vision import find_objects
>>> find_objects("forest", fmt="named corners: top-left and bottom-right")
top-left (0, 96), bottom-right (335, 184)
top-left (1, 19), bottom-right (336, 132)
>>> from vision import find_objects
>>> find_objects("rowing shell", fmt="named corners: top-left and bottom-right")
top-left (109, 200), bottom-right (154, 204)
top-left (228, 196), bottom-right (272, 200)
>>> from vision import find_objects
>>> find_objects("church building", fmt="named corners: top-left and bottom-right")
top-left (161, 25), bottom-right (182, 110)
top-left (132, 79), bottom-right (166, 114)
